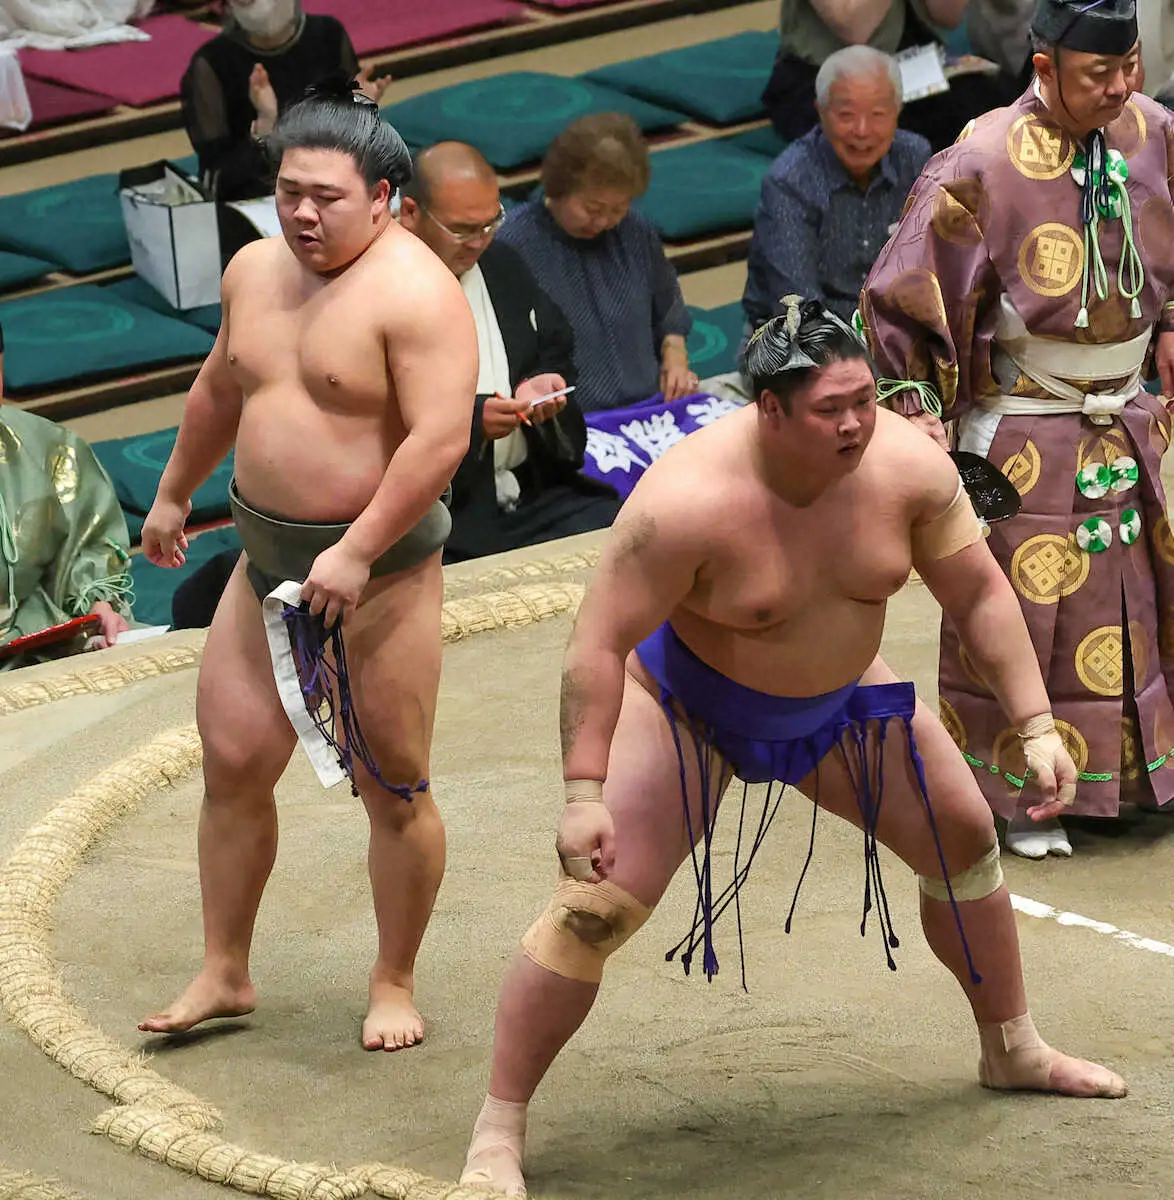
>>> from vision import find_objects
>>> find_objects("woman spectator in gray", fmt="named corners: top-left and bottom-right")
top-left (496, 113), bottom-right (697, 413)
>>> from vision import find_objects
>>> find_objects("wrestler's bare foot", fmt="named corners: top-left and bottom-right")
top-left (461, 1095), bottom-right (528, 1198)
top-left (362, 977), bottom-right (424, 1051)
top-left (137, 970), bottom-right (255, 1034)
top-left (979, 1014), bottom-right (1126, 1098)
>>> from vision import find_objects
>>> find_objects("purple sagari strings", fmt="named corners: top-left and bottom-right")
top-left (281, 603), bottom-right (428, 801)
top-left (659, 700), bottom-right (982, 991)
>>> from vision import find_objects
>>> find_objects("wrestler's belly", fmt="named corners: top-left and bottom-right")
top-left (660, 602), bottom-right (887, 699)
top-left (232, 389), bottom-right (400, 522)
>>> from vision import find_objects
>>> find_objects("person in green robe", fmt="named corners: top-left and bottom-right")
top-left (1, 396), bottom-right (133, 669)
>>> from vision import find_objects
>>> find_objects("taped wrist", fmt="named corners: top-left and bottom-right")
top-left (565, 778), bottom-right (603, 804)
top-left (1019, 714), bottom-right (1077, 806)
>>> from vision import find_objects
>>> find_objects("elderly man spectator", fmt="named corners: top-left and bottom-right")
top-left (743, 46), bottom-right (930, 331)
top-left (399, 143), bottom-right (621, 560)
top-left (764, 0), bottom-right (1025, 151)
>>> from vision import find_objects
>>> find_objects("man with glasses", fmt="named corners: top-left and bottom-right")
top-left (400, 142), bottom-right (620, 561)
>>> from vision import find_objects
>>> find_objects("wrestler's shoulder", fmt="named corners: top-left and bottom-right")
top-left (866, 409), bottom-right (957, 499)
top-left (221, 236), bottom-right (285, 291)
top-left (629, 414), bottom-right (746, 512)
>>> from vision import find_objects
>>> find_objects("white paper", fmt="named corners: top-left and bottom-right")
top-left (896, 43), bottom-right (949, 104)
top-left (114, 623), bottom-right (170, 645)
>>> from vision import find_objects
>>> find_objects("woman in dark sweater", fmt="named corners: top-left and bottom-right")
top-left (181, 0), bottom-right (389, 201)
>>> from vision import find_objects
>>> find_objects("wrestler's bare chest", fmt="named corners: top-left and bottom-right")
top-left (686, 487), bottom-right (913, 634)
top-left (227, 271), bottom-right (391, 413)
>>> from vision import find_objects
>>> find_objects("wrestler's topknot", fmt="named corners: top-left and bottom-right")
top-left (742, 295), bottom-right (872, 412)
top-left (267, 78), bottom-right (412, 194)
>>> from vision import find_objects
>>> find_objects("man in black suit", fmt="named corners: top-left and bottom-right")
top-left (399, 142), bottom-right (620, 562)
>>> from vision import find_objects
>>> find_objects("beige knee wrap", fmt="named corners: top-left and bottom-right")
top-left (919, 842), bottom-right (1003, 903)
top-left (521, 879), bottom-right (651, 983)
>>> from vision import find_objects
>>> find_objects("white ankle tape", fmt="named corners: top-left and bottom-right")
top-left (919, 843), bottom-right (1003, 903)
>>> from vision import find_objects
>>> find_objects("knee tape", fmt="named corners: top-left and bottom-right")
top-left (919, 842), bottom-right (1003, 903)
top-left (521, 879), bottom-right (651, 983)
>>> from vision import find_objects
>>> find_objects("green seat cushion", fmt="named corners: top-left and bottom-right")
top-left (130, 524), bottom-right (241, 627)
top-left (383, 72), bottom-right (686, 170)
top-left (722, 125), bottom-right (788, 160)
top-left (0, 250), bottom-right (60, 290)
top-left (0, 284), bottom-right (215, 394)
top-left (103, 275), bottom-right (222, 334)
top-left (637, 141), bottom-right (769, 240)
top-left (0, 174), bottom-right (129, 273)
top-left (585, 32), bottom-right (777, 125)
top-left (686, 302), bottom-right (746, 377)
top-left (93, 425), bottom-right (233, 521)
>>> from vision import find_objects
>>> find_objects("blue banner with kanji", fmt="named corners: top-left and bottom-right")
top-left (581, 392), bottom-right (742, 499)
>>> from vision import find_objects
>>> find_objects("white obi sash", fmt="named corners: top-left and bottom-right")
top-left (958, 296), bottom-right (1151, 458)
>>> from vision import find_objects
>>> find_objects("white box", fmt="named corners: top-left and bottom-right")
top-left (119, 162), bottom-right (221, 310)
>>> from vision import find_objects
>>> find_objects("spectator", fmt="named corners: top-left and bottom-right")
top-left (496, 113), bottom-right (696, 413)
top-left (0, 335), bottom-right (132, 668)
top-left (743, 46), bottom-right (930, 331)
top-left (764, 0), bottom-right (1025, 151)
top-left (400, 143), bottom-right (621, 561)
top-left (181, 0), bottom-right (389, 202)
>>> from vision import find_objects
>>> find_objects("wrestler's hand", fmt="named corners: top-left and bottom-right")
top-left (1020, 713), bottom-right (1079, 820)
top-left (1154, 330), bottom-right (1174, 403)
top-left (302, 540), bottom-right (371, 629)
top-left (141, 496), bottom-right (191, 568)
top-left (908, 411), bottom-right (951, 451)
top-left (516, 373), bottom-right (568, 426)
top-left (556, 781), bottom-right (615, 883)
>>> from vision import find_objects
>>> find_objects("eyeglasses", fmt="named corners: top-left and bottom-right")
top-left (422, 203), bottom-right (505, 243)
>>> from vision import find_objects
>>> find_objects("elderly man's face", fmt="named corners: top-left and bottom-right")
top-left (818, 70), bottom-right (900, 185)
top-left (400, 174), bottom-right (503, 277)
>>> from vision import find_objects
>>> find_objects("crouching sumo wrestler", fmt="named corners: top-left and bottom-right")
top-left (460, 300), bottom-right (1127, 1198)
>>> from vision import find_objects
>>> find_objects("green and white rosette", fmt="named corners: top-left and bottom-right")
top-left (1076, 462), bottom-right (1111, 500)
top-left (1076, 516), bottom-right (1113, 553)
top-left (1120, 507), bottom-right (1142, 546)
top-left (1109, 456), bottom-right (1139, 493)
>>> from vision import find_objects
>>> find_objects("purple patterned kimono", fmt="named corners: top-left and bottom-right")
top-left (861, 86), bottom-right (1174, 818)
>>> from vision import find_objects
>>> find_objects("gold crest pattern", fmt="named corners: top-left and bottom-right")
top-left (1006, 115), bottom-right (1075, 181)
top-left (931, 181), bottom-right (984, 246)
top-left (887, 268), bottom-right (949, 332)
top-left (1000, 439), bottom-right (1042, 497)
top-left (1018, 223), bottom-right (1084, 297)
top-left (1075, 625), bottom-right (1124, 697)
top-left (1010, 533), bottom-right (1090, 605)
